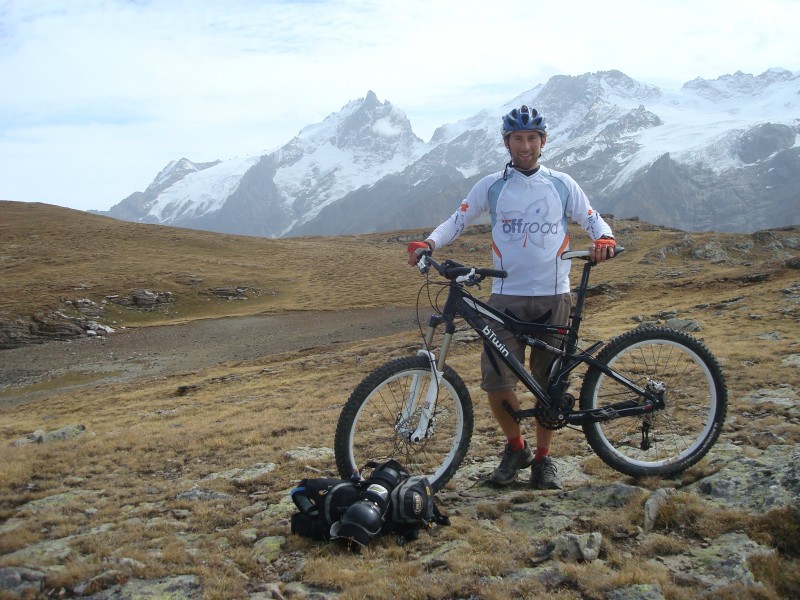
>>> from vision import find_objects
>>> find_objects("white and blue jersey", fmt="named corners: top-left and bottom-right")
top-left (428, 166), bottom-right (613, 296)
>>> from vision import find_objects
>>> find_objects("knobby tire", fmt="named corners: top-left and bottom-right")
top-left (580, 326), bottom-right (727, 477)
top-left (334, 355), bottom-right (473, 491)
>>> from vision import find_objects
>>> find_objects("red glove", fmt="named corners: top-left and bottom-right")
top-left (593, 237), bottom-right (616, 250)
top-left (407, 241), bottom-right (432, 265)
top-left (591, 236), bottom-right (615, 263)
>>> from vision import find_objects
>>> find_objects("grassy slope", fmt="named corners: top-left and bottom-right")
top-left (1, 201), bottom-right (799, 599)
top-left (0, 201), bottom-right (424, 326)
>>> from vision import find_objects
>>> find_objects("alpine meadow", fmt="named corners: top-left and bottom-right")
top-left (1, 202), bottom-right (799, 599)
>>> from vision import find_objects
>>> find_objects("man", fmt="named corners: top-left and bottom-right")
top-left (407, 105), bottom-right (615, 489)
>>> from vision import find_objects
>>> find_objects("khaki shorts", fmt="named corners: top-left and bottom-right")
top-left (480, 293), bottom-right (571, 393)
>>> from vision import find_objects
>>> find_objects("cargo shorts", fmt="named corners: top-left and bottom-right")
top-left (480, 293), bottom-right (571, 393)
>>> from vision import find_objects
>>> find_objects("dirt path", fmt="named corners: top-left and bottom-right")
top-left (0, 307), bottom-right (421, 407)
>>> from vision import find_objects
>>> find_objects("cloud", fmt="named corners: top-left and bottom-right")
top-left (1, 0), bottom-right (798, 211)
top-left (371, 118), bottom-right (402, 138)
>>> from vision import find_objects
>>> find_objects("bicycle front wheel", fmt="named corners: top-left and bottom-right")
top-left (334, 355), bottom-right (473, 491)
top-left (580, 327), bottom-right (727, 478)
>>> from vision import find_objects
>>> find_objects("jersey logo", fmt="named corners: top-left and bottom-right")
top-left (498, 196), bottom-right (559, 249)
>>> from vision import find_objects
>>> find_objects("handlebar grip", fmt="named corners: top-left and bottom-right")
top-left (443, 266), bottom-right (508, 280)
top-left (425, 257), bottom-right (507, 280)
top-left (442, 266), bottom-right (472, 279)
top-left (560, 246), bottom-right (625, 261)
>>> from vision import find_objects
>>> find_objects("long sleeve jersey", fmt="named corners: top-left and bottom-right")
top-left (428, 166), bottom-right (613, 296)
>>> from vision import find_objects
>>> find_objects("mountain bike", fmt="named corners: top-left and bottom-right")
top-left (334, 249), bottom-right (727, 491)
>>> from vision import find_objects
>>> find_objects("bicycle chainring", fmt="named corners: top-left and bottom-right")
top-left (535, 393), bottom-right (576, 431)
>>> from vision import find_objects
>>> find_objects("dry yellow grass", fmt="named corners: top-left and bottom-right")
top-left (1, 201), bottom-right (799, 598)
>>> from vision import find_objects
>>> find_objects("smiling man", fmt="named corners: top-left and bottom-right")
top-left (407, 105), bottom-right (616, 490)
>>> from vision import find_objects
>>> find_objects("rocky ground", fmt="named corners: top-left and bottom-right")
top-left (2, 309), bottom-right (799, 599)
top-left (2, 210), bottom-right (799, 598)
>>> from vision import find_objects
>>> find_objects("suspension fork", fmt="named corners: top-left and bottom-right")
top-left (402, 316), bottom-right (454, 443)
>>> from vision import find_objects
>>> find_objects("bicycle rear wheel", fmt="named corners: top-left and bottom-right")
top-left (580, 327), bottom-right (727, 477)
top-left (334, 355), bottom-right (473, 491)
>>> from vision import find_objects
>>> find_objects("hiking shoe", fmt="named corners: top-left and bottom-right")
top-left (489, 442), bottom-right (534, 486)
top-left (530, 456), bottom-right (563, 490)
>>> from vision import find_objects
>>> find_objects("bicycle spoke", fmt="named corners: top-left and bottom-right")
top-left (581, 327), bottom-right (726, 477)
top-left (336, 356), bottom-right (473, 490)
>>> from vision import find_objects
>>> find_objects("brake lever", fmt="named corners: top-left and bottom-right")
top-left (467, 273), bottom-right (485, 288)
top-left (417, 253), bottom-right (433, 274)
top-left (455, 268), bottom-right (477, 285)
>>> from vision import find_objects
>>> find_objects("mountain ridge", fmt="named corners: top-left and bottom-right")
top-left (97, 68), bottom-right (800, 236)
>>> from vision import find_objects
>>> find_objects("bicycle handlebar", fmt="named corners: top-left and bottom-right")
top-left (418, 245), bottom-right (624, 282)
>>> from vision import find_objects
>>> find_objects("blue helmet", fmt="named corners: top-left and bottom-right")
top-left (501, 105), bottom-right (547, 137)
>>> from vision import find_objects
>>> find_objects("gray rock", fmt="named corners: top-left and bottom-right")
top-left (42, 423), bottom-right (86, 443)
top-left (16, 490), bottom-right (99, 515)
top-left (691, 242), bottom-right (730, 263)
top-left (72, 569), bottom-right (125, 596)
top-left (739, 387), bottom-right (798, 408)
top-left (106, 289), bottom-right (176, 310)
top-left (656, 532), bottom-right (770, 590)
top-left (3, 536), bottom-right (73, 563)
top-left (418, 540), bottom-right (470, 569)
top-left (284, 446), bottom-right (335, 462)
top-left (535, 532), bottom-right (602, 563)
top-left (782, 354), bottom-right (800, 368)
top-left (568, 482), bottom-right (647, 508)
top-left (254, 535), bottom-right (286, 564)
top-left (665, 317), bottom-right (701, 332)
top-left (202, 462), bottom-right (277, 483)
top-left (175, 485), bottom-right (232, 501)
top-left (689, 445), bottom-right (800, 512)
top-left (0, 566), bottom-right (46, 596)
top-left (82, 575), bottom-right (202, 599)
top-left (606, 584), bottom-right (665, 600)
top-left (643, 488), bottom-right (677, 532)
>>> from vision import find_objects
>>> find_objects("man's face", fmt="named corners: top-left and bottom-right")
top-left (504, 131), bottom-right (546, 171)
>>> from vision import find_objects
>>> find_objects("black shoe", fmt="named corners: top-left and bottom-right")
top-left (489, 442), bottom-right (534, 486)
top-left (530, 456), bottom-right (563, 490)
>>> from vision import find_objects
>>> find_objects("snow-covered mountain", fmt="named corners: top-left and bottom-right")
top-left (100, 69), bottom-right (800, 235)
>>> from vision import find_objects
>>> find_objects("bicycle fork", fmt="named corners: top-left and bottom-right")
top-left (400, 323), bottom-right (453, 443)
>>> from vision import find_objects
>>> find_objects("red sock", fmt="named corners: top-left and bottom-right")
top-left (534, 447), bottom-right (550, 462)
top-left (507, 435), bottom-right (526, 452)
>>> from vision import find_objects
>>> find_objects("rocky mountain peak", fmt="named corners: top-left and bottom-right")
top-left (280, 91), bottom-right (421, 168)
top-left (146, 158), bottom-right (221, 195)
top-left (101, 68), bottom-right (800, 237)
top-left (332, 90), bottom-right (421, 157)
top-left (534, 70), bottom-right (662, 141)
top-left (682, 67), bottom-right (798, 100)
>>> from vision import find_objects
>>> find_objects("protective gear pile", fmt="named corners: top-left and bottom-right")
top-left (290, 459), bottom-right (449, 549)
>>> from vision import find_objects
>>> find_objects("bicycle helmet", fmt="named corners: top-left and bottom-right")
top-left (330, 500), bottom-right (383, 547)
top-left (501, 105), bottom-right (547, 137)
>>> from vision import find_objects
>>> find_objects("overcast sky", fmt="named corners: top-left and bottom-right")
top-left (1, 0), bottom-right (798, 212)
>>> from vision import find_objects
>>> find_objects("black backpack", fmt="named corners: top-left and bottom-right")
top-left (289, 461), bottom-right (449, 547)
top-left (386, 472), bottom-right (449, 544)
top-left (290, 477), bottom-right (361, 541)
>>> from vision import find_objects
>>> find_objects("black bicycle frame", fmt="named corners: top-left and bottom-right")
top-left (426, 261), bottom-right (664, 425)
